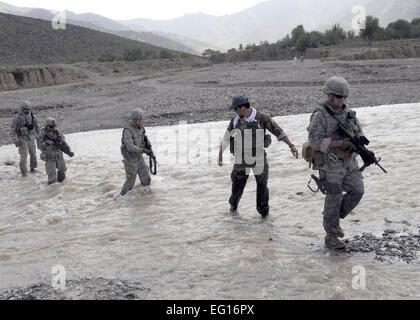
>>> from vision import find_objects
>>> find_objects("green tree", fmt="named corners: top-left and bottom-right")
top-left (360, 16), bottom-right (382, 42)
top-left (278, 34), bottom-right (293, 48)
top-left (291, 25), bottom-right (306, 45)
top-left (159, 49), bottom-right (174, 59)
top-left (98, 53), bottom-right (116, 62)
top-left (385, 19), bottom-right (412, 39)
top-left (308, 31), bottom-right (324, 48)
top-left (347, 30), bottom-right (356, 40)
top-left (295, 33), bottom-right (311, 54)
top-left (412, 18), bottom-right (420, 26)
top-left (411, 18), bottom-right (420, 38)
top-left (123, 48), bottom-right (145, 61)
top-left (324, 24), bottom-right (346, 45)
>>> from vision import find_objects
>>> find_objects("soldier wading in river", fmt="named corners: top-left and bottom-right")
top-left (218, 95), bottom-right (299, 219)
top-left (37, 117), bottom-right (72, 185)
top-left (9, 102), bottom-right (39, 176)
top-left (120, 109), bottom-right (155, 196)
top-left (307, 77), bottom-right (365, 249)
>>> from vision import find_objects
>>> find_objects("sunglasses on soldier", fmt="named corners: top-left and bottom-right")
top-left (333, 94), bottom-right (346, 99)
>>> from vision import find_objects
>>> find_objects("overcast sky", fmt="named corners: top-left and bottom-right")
top-left (10, 0), bottom-right (268, 20)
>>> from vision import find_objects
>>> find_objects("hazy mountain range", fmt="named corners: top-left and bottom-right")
top-left (1, 0), bottom-right (419, 52)
top-left (120, 0), bottom-right (420, 49)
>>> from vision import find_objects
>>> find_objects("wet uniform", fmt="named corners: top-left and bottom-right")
top-left (307, 101), bottom-right (365, 234)
top-left (10, 109), bottom-right (39, 175)
top-left (221, 108), bottom-right (287, 216)
top-left (120, 123), bottom-right (151, 195)
top-left (37, 128), bottom-right (68, 184)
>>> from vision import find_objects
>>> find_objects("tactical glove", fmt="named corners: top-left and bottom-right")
top-left (144, 149), bottom-right (155, 158)
top-left (341, 138), bottom-right (356, 152)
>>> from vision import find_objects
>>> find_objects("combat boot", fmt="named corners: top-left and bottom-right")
top-left (337, 227), bottom-right (345, 238)
top-left (325, 233), bottom-right (347, 249)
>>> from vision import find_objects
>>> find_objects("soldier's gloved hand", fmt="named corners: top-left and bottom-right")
top-left (341, 138), bottom-right (356, 152)
top-left (144, 149), bottom-right (155, 158)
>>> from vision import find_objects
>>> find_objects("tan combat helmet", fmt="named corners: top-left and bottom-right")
top-left (130, 108), bottom-right (144, 121)
top-left (45, 117), bottom-right (56, 128)
top-left (322, 76), bottom-right (350, 98)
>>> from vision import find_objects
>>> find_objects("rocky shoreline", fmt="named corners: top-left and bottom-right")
top-left (1, 278), bottom-right (149, 300)
top-left (343, 230), bottom-right (420, 264)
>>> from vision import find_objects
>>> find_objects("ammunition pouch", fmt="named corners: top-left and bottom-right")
top-left (302, 142), bottom-right (324, 168)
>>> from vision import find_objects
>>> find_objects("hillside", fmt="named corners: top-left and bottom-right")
top-left (0, 2), bottom-right (197, 54)
top-left (0, 12), bottom-right (190, 66)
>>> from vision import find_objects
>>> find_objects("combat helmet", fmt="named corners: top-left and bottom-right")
top-left (20, 101), bottom-right (31, 111)
top-left (45, 117), bottom-right (56, 127)
top-left (322, 76), bottom-right (350, 97)
top-left (130, 108), bottom-right (144, 121)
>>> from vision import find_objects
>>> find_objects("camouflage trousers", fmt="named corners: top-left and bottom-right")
top-left (121, 157), bottom-right (151, 196)
top-left (229, 160), bottom-right (269, 216)
top-left (45, 158), bottom-right (67, 185)
top-left (320, 169), bottom-right (365, 234)
top-left (18, 136), bottom-right (37, 175)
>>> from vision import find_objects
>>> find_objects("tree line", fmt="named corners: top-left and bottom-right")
top-left (98, 48), bottom-right (189, 62)
top-left (202, 16), bottom-right (420, 63)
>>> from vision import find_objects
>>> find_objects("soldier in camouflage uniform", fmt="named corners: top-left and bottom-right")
top-left (36, 117), bottom-right (69, 185)
top-left (218, 95), bottom-right (299, 219)
top-left (9, 102), bottom-right (39, 176)
top-left (120, 109), bottom-right (153, 196)
top-left (307, 77), bottom-right (365, 249)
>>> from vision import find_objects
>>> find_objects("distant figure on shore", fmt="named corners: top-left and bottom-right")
top-left (300, 55), bottom-right (305, 64)
top-left (293, 56), bottom-right (298, 65)
top-left (9, 101), bottom-right (39, 177)
top-left (120, 109), bottom-right (155, 196)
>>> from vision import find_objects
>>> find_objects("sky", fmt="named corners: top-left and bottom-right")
top-left (9, 0), bottom-right (269, 20)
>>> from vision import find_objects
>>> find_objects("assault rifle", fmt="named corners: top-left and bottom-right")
top-left (336, 123), bottom-right (387, 173)
top-left (45, 132), bottom-right (74, 157)
top-left (144, 135), bottom-right (157, 175)
top-left (323, 105), bottom-right (387, 174)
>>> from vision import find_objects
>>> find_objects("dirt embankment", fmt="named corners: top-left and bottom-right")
top-left (0, 65), bottom-right (87, 91)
